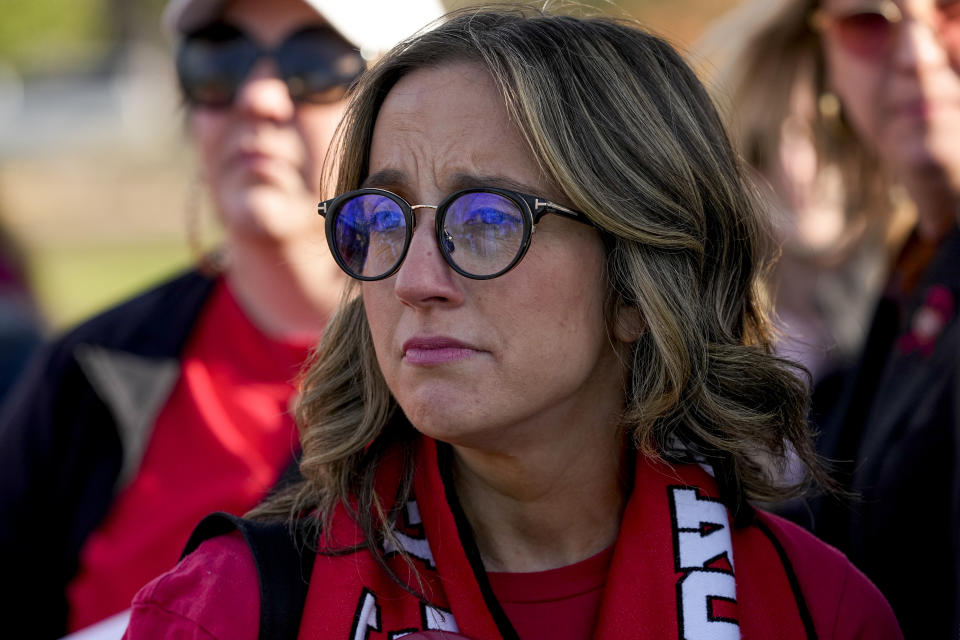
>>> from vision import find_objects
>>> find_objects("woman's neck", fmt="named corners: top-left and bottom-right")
top-left (901, 168), bottom-right (959, 244)
top-left (452, 427), bottom-right (628, 574)
top-left (223, 230), bottom-right (346, 343)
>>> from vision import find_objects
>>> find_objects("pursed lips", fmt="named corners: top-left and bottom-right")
top-left (401, 336), bottom-right (484, 365)
top-left (224, 146), bottom-right (305, 185)
top-left (231, 147), bottom-right (287, 168)
top-left (226, 133), bottom-right (300, 170)
top-left (885, 86), bottom-right (960, 119)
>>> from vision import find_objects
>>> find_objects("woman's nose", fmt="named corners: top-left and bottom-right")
top-left (233, 60), bottom-right (296, 121)
top-left (393, 213), bottom-right (465, 308)
top-left (891, 11), bottom-right (951, 72)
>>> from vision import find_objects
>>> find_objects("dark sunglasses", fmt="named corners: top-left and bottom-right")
top-left (176, 22), bottom-right (366, 107)
top-left (317, 187), bottom-right (595, 281)
top-left (810, 0), bottom-right (960, 59)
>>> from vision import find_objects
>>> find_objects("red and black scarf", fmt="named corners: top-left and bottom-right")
top-left (298, 437), bottom-right (815, 639)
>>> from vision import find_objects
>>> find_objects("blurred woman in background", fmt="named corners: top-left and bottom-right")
top-left (697, 0), bottom-right (913, 386)
top-left (0, 0), bottom-right (441, 636)
top-left (701, 0), bottom-right (960, 634)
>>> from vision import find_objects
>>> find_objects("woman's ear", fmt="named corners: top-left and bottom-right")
top-left (613, 304), bottom-right (645, 343)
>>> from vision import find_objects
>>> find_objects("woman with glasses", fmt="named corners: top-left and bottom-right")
top-left (701, 0), bottom-right (960, 634)
top-left (0, 0), bottom-right (441, 636)
top-left (125, 7), bottom-right (899, 639)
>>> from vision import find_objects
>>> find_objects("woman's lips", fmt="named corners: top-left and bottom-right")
top-left (892, 99), bottom-right (935, 120)
top-left (401, 336), bottom-right (482, 365)
top-left (890, 96), bottom-right (960, 122)
top-left (232, 149), bottom-right (283, 173)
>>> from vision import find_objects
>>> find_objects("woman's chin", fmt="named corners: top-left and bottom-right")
top-left (402, 404), bottom-right (491, 450)
top-left (882, 117), bottom-right (960, 185)
top-left (401, 401), bottom-right (529, 455)
top-left (895, 149), bottom-right (960, 190)
top-left (219, 188), bottom-right (319, 242)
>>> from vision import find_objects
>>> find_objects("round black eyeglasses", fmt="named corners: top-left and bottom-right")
top-left (317, 187), bottom-right (595, 281)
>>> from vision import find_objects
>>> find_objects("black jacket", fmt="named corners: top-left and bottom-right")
top-left (815, 228), bottom-right (960, 637)
top-left (0, 269), bottom-right (217, 638)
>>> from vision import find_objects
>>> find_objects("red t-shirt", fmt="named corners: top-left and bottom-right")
top-left (487, 547), bottom-right (613, 640)
top-left (125, 536), bottom-right (613, 640)
top-left (67, 280), bottom-right (313, 632)
top-left (124, 515), bottom-right (901, 640)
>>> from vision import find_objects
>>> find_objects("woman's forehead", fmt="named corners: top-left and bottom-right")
top-left (220, 0), bottom-right (327, 44)
top-left (365, 61), bottom-right (572, 205)
top-left (380, 62), bottom-right (496, 117)
top-left (370, 67), bottom-right (522, 168)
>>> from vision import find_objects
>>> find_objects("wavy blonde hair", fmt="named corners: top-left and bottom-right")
top-left (695, 0), bottom-right (905, 258)
top-left (252, 5), bottom-right (832, 559)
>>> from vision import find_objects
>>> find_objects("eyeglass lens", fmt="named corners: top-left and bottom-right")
top-left (833, 10), bottom-right (896, 57)
top-left (176, 23), bottom-right (364, 107)
top-left (330, 191), bottom-right (529, 280)
top-left (825, 1), bottom-right (960, 58)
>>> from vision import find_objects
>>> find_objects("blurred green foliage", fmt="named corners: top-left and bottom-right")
top-left (29, 242), bottom-right (194, 329)
top-left (0, 0), bottom-right (107, 71)
top-left (0, 0), bottom-right (171, 73)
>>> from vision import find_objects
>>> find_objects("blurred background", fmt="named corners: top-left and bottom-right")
top-left (0, 0), bottom-right (736, 331)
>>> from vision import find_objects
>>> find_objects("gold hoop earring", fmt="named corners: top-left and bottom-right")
top-left (818, 91), bottom-right (842, 122)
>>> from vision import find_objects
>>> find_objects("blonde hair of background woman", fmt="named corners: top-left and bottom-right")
top-left (696, 0), bottom-right (914, 252)
top-left (694, 0), bottom-right (915, 369)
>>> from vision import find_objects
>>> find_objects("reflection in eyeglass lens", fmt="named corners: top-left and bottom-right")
top-left (443, 193), bottom-right (525, 275)
top-left (336, 195), bottom-right (408, 278)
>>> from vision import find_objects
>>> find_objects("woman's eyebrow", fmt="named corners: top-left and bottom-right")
top-left (360, 170), bottom-right (548, 197)
top-left (361, 169), bottom-right (407, 190)
top-left (448, 173), bottom-right (542, 194)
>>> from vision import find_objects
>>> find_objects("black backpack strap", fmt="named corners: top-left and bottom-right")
top-left (182, 512), bottom-right (316, 640)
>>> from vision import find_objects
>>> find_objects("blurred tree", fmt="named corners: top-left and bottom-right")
top-left (0, 0), bottom-right (107, 73)
top-left (0, 0), bottom-right (170, 75)
top-left (442, 0), bottom-right (735, 48)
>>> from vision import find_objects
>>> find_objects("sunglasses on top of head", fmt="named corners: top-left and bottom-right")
top-left (317, 187), bottom-right (596, 281)
top-left (810, 0), bottom-right (960, 59)
top-left (176, 21), bottom-right (366, 108)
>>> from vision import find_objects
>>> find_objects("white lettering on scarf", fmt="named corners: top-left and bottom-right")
top-left (383, 500), bottom-right (436, 569)
top-left (422, 604), bottom-right (459, 632)
top-left (370, 501), bottom-right (459, 638)
top-left (670, 485), bottom-right (740, 640)
top-left (359, 597), bottom-right (460, 638)
top-left (352, 589), bottom-right (382, 640)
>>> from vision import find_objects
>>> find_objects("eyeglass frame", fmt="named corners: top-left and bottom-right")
top-left (175, 22), bottom-right (366, 107)
top-left (317, 187), bottom-right (596, 281)
top-left (809, 0), bottom-right (904, 34)
top-left (808, 0), bottom-right (960, 46)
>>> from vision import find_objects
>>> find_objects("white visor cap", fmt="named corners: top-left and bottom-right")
top-left (163, 0), bottom-right (446, 59)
